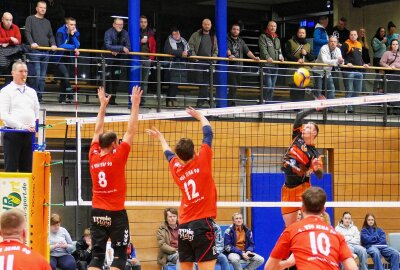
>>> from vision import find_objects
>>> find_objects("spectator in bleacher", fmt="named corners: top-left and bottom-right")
top-left (0, 60), bottom-right (39, 173)
top-left (0, 12), bottom-right (22, 84)
top-left (386, 21), bottom-right (399, 47)
top-left (332, 17), bottom-right (350, 47)
top-left (335, 212), bottom-right (368, 270)
top-left (139, 15), bottom-right (156, 105)
top-left (341, 30), bottom-right (369, 113)
top-left (104, 17), bottom-right (131, 105)
top-left (49, 213), bottom-right (76, 270)
top-left (126, 241), bottom-right (141, 270)
top-left (163, 26), bottom-right (190, 107)
top-left (55, 17), bottom-right (80, 104)
top-left (73, 228), bottom-right (92, 270)
top-left (380, 39), bottom-right (400, 115)
top-left (25, 0), bottom-right (57, 102)
top-left (285, 27), bottom-right (315, 101)
top-left (357, 28), bottom-right (370, 92)
top-left (156, 208), bottom-right (180, 268)
top-left (224, 212), bottom-right (264, 270)
top-left (361, 213), bottom-right (399, 270)
top-left (259, 20), bottom-right (284, 102)
top-left (312, 16), bottom-right (329, 57)
top-left (313, 36), bottom-right (343, 100)
top-left (227, 23), bottom-right (259, 106)
top-left (213, 222), bottom-right (230, 270)
top-left (188, 18), bottom-right (218, 108)
top-left (371, 27), bottom-right (387, 93)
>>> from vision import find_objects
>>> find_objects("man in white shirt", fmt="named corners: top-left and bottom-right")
top-left (0, 60), bottom-right (40, 172)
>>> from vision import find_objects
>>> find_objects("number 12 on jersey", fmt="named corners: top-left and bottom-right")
top-left (184, 179), bottom-right (199, 201)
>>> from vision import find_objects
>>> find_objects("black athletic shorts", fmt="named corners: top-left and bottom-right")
top-left (90, 208), bottom-right (130, 258)
top-left (178, 217), bottom-right (217, 262)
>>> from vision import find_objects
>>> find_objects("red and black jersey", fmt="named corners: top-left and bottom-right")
top-left (282, 109), bottom-right (322, 187)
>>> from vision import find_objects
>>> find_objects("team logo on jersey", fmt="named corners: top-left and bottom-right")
top-left (92, 215), bottom-right (112, 227)
top-left (179, 228), bottom-right (194, 241)
top-left (174, 162), bottom-right (181, 168)
top-left (123, 229), bottom-right (129, 245)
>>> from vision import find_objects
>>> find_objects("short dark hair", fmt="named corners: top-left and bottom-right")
top-left (301, 187), bottom-right (326, 214)
top-left (37, 0), bottom-right (46, 7)
top-left (65, 17), bottom-right (76, 23)
top-left (99, 132), bottom-right (117, 148)
top-left (362, 213), bottom-right (377, 229)
top-left (170, 26), bottom-right (179, 33)
top-left (340, 211), bottom-right (351, 223)
top-left (339, 17), bottom-right (347, 22)
top-left (388, 21), bottom-right (396, 30)
top-left (319, 16), bottom-right (328, 21)
top-left (231, 23), bottom-right (241, 30)
top-left (140, 15), bottom-right (147, 20)
top-left (164, 208), bottom-right (178, 221)
top-left (175, 138), bottom-right (195, 161)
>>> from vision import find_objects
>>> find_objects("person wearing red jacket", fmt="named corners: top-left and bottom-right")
top-left (139, 15), bottom-right (156, 105)
top-left (0, 12), bottom-right (22, 81)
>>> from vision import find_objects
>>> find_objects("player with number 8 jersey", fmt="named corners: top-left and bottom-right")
top-left (88, 86), bottom-right (142, 270)
top-left (146, 107), bottom-right (218, 270)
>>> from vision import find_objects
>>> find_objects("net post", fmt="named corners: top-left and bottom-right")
top-left (209, 62), bottom-right (215, 108)
top-left (156, 60), bottom-right (162, 112)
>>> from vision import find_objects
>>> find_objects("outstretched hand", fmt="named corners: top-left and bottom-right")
top-left (131, 86), bottom-right (143, 106)
top-left (146, 126), bottom-right (163, 139)
top-left (97, 86), bottom-right (110, 106)
top-left (186, 106), bottom-right (203, 120)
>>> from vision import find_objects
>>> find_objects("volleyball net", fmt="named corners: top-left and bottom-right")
top-left (64, 94), bottom-right (400, 208)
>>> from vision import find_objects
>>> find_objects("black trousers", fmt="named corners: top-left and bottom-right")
top-left (3, 131), bottom-right (33, 172)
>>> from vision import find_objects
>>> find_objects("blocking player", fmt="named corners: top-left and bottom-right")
top-left (264, 187), bottom-right (358, 270)
top-left (88, 86), bottom-right (142, 270)
top-left (0, 208), bottom-right (51, 270)
top-left (281, 108), bottom-right (324, 227)
top-left (146, 107), bottom-right (218, 270)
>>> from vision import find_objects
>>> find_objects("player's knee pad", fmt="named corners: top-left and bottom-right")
top-left (88, 255), bottom-right (105, 269)
top-left (111, 246), bottom-right (128, 270)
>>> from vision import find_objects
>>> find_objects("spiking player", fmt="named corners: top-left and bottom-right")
top-left (146, 107), bottom-right (217, 270)
top-left (88, 86), bottom-right (142, 270)
top-left (281, 108), bottom-right (324, 227)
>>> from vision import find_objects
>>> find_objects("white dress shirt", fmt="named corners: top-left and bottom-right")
top-left (0, 81), bottom-right (40, 129)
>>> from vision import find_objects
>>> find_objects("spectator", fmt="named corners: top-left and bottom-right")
top-left (126, 242), bottom-right (141, 270)
top-left (0, 60), bottom-right (39, 172)
top-left (313, 16), bottom-right (329, 57)
top-left (0, 208), bottom-right (51, 270)
top-left (313, 36), bottom-right (343, 100)
top-left (73, 228), bottom-right (92, 270)
top-left (0, 12), bottom-right (22, 83)
top-left (104, 17), bottom-right (131, 105)
top-left (332, 17), bottom-right (350, 47)
top-left (259, 20), bottom-right (284, 102)
top-left (156, 208), bottom-right (180, 268)
top-left (224, 212), bottom-right (264, 270)
top-left (386, 21), bottom-right (399, 47)
top-left (357, 28), bottom-right (370, 92)
top-left (227, 23), bottom-right (259, 106)
top-left (361, 213), bottom-right (399, 270)
top-left (341, 30), bottom-right (369, 113)
top-left (163, 26), bottom-right (190, 107)
top-left (49, 213), bottom-right (76, 270)
top-left (139, 15), bottom-right (156, 105)
top-left (285, 27), bottom-right (315, 101)
top-left (371, 27), bottom-right (387, 93)
top-left (188, 18), bottom-right (218, 108)
top-left (55, 17), bottom-right (80, 103)
top-left (213, 222), bottom-right (230, 270)
top-left (264, 187), bottom-right (357, 270)
top-left (25, 0), bottom-right (57, 102)
top-left (335, 212), bottom-right (368, 270)
top-left (380, 39), bottom-right (400, 115)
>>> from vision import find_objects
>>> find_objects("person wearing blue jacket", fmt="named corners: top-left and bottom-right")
top-left (224, 213), bottom-right (264, 270)
top-left (313, 16), bottom-right (329, 57)
top-left (55, 17), bottom-right (80, 103)
top-left (361, 213), bottom-right (399, 270)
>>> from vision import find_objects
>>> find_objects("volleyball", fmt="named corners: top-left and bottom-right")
top-left (293, 67), bottom-right (311, 88)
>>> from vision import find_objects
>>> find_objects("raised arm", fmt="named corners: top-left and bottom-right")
top-left (293, 108), bottom-right (315, 134)
top-left (92, 87), bottom-right (110, 143)
top-left (122, 86), bottom-right (143, 146)
top-left (146, 127), bottom-right (173, 161)
top-left (186, 107), bottom-right (213, 147)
